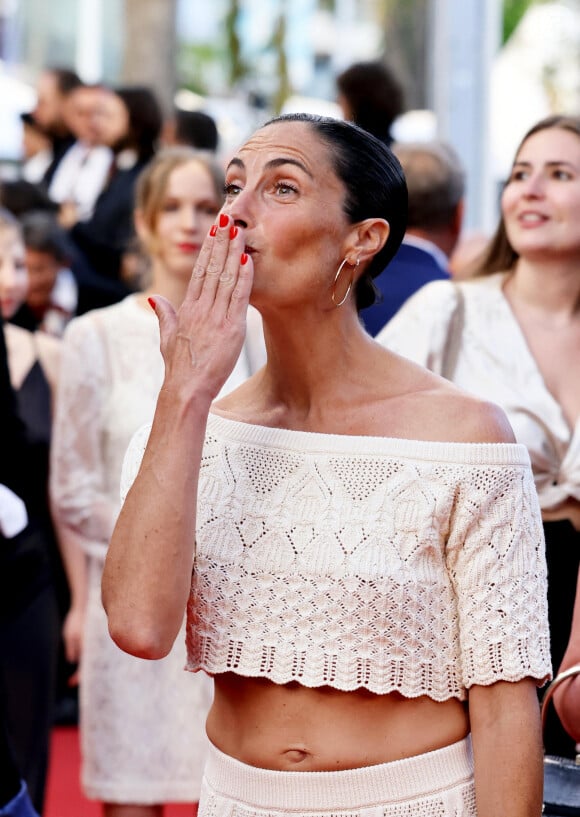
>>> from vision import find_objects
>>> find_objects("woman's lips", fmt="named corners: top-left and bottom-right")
top-left (0, 298), bottom-right (16, 317)
top-left (177, 242), bottom-right (200, 253)
top-left (517, 211), bottom-right (548, 226)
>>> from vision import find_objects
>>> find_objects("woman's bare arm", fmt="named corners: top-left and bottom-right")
top-left (51, 518), bottom-right (88, 665)
top-left (101, 216), bottom-right (252, 659)
top-left (554, 565), bottom-right (580, 741)
top-left (102, 390), bottom-right (210, 658)
top-left (469, 679), bottom-right (544, 817)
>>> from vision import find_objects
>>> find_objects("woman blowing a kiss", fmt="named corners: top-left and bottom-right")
top-left (102, 114), bottom-right (550, 817)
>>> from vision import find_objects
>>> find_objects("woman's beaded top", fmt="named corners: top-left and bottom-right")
top-left (122, 413), bottom-right (552, 700)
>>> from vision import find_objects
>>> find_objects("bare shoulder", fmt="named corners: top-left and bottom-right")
top-left (382, 352), bottom-right (516, 445)
top-left (430, 387), bottom-right (516, 444)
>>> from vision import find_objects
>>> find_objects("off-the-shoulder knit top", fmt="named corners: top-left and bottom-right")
top-left (122, 413), bottom-right (552, 701)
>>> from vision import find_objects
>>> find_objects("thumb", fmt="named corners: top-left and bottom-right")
top-left (148, 294), bottom-right (177, 339)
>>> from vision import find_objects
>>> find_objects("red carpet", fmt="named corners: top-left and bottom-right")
top-left (44, 726), bottom-right (197, 817)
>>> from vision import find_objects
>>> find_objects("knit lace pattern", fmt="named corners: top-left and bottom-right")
top-left (122, 414), bottom-right (552, 701)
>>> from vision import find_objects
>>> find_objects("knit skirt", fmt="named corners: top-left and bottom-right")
top-left (199, 736), bottom-right (476, 817)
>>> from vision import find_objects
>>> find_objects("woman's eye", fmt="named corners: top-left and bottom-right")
top-left (509, 170), bottom-right (527, 183)
top-left (553, 169), bottom-right (572, 180)
top-left (274, 182), bottom-right (297, 195)
top-left (224, 183), bottom-right (242, 197)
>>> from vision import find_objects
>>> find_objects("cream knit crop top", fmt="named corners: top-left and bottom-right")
top-left (122, 413), bottom-right (552, 701)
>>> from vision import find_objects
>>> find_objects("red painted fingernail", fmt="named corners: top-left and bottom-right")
top-left (229, 225), bottom-right (238, 239)
top-left (147, 297), bottom-right (156, 310)
top-left (209, 225), bottom-right (217, 237)
top-left (240, 253), bottom-right (248, 265)
top-left (219, 213), bottom-right (229, 228)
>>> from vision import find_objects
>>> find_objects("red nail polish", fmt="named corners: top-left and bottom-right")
top-left (240, 253), bottom-right (248, 265)
top-left (229, 226), bottom-right (238, 239)
top-left (209, 225), bottom-right (217, 237)
top-left (147, 297), bottom-right (156, 310)
top-left (219, 213), bottom-right (229, 228)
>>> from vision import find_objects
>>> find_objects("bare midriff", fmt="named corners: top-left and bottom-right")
top-left (205, 672), bottom-right (470, 771)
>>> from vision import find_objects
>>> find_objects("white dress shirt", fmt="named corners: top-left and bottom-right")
top-left (48, 141), bottom-right (113, 220)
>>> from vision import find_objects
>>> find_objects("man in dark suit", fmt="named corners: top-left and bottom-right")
top-left (361, 141), bottom-right (465, 336)
top-left (31, 66), bottom-right (82, 188)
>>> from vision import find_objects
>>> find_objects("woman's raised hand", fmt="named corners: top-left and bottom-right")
top-left (150, 213), bottom-right (253, 405)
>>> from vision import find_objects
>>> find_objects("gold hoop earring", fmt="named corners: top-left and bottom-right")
top-left (331, 257), bottom-right (359, 307)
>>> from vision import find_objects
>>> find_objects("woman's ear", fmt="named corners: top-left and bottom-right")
top-left (346, 218), bottom-right (390, 267)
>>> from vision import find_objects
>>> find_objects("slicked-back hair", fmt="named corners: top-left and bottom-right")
top-left (263, 113), bottom-right (408, 311)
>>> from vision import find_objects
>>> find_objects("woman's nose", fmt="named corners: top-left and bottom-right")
top-left (180, 205), bottom-right (198, 230)
top-left (224, 192), bottom-right (251, 229)
top-left (521, 173), bottom-right (545, 198)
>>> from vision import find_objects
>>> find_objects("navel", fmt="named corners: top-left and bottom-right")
top-left (281, 747), bottom-right (311, 765)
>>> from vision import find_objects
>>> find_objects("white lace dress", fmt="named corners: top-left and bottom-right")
top-left (50, 295), bottom-right (255, 803)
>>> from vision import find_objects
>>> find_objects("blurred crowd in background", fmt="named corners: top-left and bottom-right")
top-left (1, 2), bottom-right (580, 816)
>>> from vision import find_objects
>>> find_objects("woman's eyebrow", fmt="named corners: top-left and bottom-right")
top-left (545, 160), bottom-right (579, 170)
top-left (513, 159), bottom-right (578, 170)
top-left (226, 157), bottom-right (244, 172)
top-left (264, 157), bottom-right (314, 178)
top-left (226, 156), bottom-right (314, 179)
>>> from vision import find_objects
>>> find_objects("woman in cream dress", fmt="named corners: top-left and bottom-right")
top-left (50, 148), bottom-right (262, 816)
top-left (377, 115), bottom-right (580, 758)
